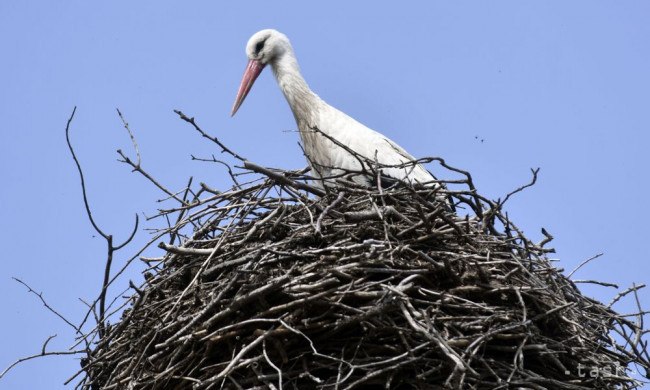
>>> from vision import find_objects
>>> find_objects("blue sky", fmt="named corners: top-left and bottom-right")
top-left (1, 1), bottom-right (649, 388)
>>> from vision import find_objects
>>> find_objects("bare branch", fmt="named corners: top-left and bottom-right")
top-left (175, 109), bottom-right (247, 162)
top-left (568, 252), bottom-right (604, 279)
top-left (65, 106), bottom-right (109, 240)
top-left (498, 167), bottom-right (540, 207)
top-left (315, 191), bottom-right (345, 234)
top-left (12, 278), bottom-right (78, 331)
top-left (244, 160), bottom-right (326, 197)
top-left (116, 108), bottom-right (140, 166)
top-left (0, 346), bottom-right (85, 379)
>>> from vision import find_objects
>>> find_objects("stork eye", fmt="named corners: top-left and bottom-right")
top-left (255, 40), bottom-right (266, 54)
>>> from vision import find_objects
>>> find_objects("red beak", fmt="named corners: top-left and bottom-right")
top-left (231, 59), bottom-right (265, 116)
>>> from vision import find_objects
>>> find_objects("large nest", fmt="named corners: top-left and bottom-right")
top-left (80, 114), bottom-right (649, 389)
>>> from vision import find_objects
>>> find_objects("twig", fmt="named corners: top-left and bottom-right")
top-left (65, 107), bottom-right (139, 339)
top-left (573, 280), bottom-right (619, 288)
top-left (116, 108), bottom-right (140, 166)
top-left (175, 109), bottom-right (247, 162)
top-left (568, 253), bottom-right (604, 279)
top-left (316, 191), bottom-right (345, 234)
top-left (498, 168), bottom-right (540, 208)
top-left (65, 107), bottom-right (108, 240)
top-left (244, 161), bottom-right (326, 197)
top-left (609, 284), bottom-right (647, 309)
top-left (0, 348), bottom-right (85, 379)
top-left (12, 278), bottom-right (78, 331)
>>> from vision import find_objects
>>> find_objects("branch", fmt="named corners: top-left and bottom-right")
top-left (65, 106), bottom-right (108, 240)
top-left (117, 149), bottom-right (188, 206)
top-left (498, 168), bottom-right (540, 208)
top-left (538, 227), bottom-right (554, 247)
top-left (244, 161), bottom-right (326, 197)
top-left (609, 284), bottom-right (647, 309)
top-left (568, 253), bottom-right (604, 279)
top-left (316, 191), bottom-right (345, 234)
top-left (12, 278), bottom-right (78, 331)
top-left (116, 108), bottom-right (140, 166)
top-left (175, 109), bottom-right (247, 162)
top-left (65, 107), bottom-right (139, 339)
top-left (0, 346), bottom-right (85, 379)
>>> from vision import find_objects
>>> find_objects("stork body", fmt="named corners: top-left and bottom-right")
top-left (232, 29), bottom-right (437, 189)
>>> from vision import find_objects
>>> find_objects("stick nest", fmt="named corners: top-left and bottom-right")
top-left (81, 125), bottom-right (649, 390)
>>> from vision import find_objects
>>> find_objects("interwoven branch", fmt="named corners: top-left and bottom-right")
top-left (73, 112), bottom-right (650, 390)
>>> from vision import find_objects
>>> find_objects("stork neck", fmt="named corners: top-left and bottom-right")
top-left (271, 52), bottom-right (320, 122)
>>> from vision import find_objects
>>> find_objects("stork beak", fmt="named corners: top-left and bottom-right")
top-left (231, 59), bottom-right (265, 116)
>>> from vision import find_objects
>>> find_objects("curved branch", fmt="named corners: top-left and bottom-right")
top-left (65, 106), bottom-right (109, 240)
top-left (65, 107), bottom-right (141, 339)
top-left (499, 167), bottom-right (540, 207)
top-left (114, 213), bottom-right (139, 250)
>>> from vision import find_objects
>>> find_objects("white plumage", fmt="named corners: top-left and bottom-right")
top-left (232, 29), bottom-right (438, 190)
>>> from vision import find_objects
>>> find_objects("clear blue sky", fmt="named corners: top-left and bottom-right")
top-left (1, 1), bottom-right (649, 388)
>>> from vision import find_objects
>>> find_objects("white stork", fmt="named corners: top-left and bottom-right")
top-left (231, 29), bottom-right (442, 192)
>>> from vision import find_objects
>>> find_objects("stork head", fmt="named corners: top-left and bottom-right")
top-left (231, 29), bottom-right (291, 116)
